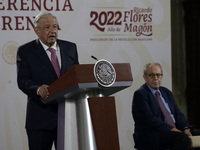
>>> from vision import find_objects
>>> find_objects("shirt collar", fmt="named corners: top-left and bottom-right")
top-left (39, 39), bottom-right (58, 51)
top-left (146, 83), bottom-right (161, 96)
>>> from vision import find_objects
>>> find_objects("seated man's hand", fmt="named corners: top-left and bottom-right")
top-left (184, 129), bottom-right (192, 136)
top-left (171, 127), bottom-right (182, 132)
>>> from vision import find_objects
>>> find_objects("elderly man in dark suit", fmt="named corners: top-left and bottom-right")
top-left (17, 12), bottom-right (79, 150)
top-left (132, 62), bottom-right (195, 150)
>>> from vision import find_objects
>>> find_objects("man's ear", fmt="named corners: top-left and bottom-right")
top-left (34, 27), bottom-right (39, 36)
top-left (143, 75), bottom-right (147, 81)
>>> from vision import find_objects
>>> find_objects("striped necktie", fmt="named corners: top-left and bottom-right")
top-left (155, 91), bottom-right (176, 127)
top-left (48, 47), bottom-right (60, 77)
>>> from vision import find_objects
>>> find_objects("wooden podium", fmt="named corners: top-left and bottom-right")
top-left (43, 63), bottom-right (133, 150)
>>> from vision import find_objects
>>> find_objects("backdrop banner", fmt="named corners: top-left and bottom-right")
top-left (0, 0), bottom-right (171, 149)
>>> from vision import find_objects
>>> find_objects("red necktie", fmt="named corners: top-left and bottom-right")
top-left (155, 91), bottom-right (176, 127)
top-left (48, 48), bottom-right (60, 77)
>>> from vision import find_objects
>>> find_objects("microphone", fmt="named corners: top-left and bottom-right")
top-left (91, 55), bottom-right (98, 61)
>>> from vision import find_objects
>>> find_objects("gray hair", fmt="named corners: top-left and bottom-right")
top-left (34, 12), bottom-right (58, 28)
top-left (143, 62), bottom-right (163, 75)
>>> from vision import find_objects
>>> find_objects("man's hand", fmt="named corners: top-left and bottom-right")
top-left (38, 84), bottom-right (49, 100)
top-left (171, 127), bottom-right (192, 136)
top-left (184, 129), bottom-right (192, 136)
top-left (171, 127), bottom-right (182, 132)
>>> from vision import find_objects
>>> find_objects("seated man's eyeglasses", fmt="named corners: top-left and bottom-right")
top-left (146, 73), bottom-right (163, 78)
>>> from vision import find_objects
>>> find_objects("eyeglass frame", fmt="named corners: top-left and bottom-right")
top-left (145, 73), bottom-right (163, 78)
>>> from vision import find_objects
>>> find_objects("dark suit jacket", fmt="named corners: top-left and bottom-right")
top-left (132, 83), bottom-right (190, 150)
top-left (17, 39), bottom-right (79, 130)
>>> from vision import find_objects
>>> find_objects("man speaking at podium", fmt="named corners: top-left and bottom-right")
top-left (16, 12), bottom-right (79, 150)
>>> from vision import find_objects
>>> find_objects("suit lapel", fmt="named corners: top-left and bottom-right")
top-left (144, 83), bottom-right (158, 105)
top-left (58, 40), bottom-right (71, 75)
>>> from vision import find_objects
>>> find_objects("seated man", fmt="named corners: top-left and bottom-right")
top-left (132, 62), bottom-right (199, 150)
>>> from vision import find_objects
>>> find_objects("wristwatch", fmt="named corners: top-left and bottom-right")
top-left (183, 127), bottom-right (190, 131)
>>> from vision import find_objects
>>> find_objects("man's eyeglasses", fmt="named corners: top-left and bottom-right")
top-left (146, 73), bottom-right (163, 78)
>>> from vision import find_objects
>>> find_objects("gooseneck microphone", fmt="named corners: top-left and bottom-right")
top-left (91, 55), bottom-right (98, 61)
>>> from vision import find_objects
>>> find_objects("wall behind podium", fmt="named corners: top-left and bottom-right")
top-left (0, 0), bottom-right (171, 149)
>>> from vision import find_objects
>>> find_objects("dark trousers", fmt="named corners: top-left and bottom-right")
top-left (26, 128), bottom-right (57, 150)
top-left (159, 129), bottom-right (200, 150)
top-left (159, 131), bottom-right (190, 150)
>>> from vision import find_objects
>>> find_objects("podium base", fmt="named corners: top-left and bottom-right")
top-left (57, 91), bottom-right (120, 150)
